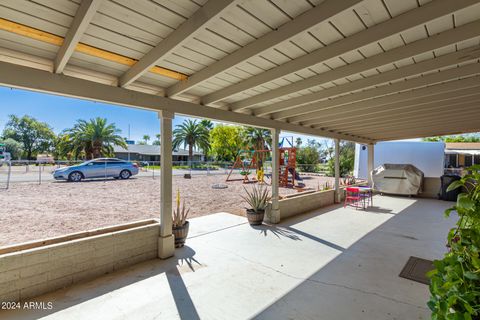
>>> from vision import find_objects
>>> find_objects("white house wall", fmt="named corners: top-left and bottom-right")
top-left (354, 141), bottom-right (445, 179)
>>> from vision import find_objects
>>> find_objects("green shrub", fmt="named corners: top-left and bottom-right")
top-left (428, 165), bottom-right (480, 319)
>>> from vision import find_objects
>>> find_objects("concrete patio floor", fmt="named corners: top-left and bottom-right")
top-left (1, 196), bottom-right (456, 320)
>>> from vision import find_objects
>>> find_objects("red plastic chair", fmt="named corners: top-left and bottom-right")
top-left (344, 187), bottom-right (362, 209)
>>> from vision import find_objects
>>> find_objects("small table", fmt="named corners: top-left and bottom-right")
top-left (358, 186), bottom-right (373, 209)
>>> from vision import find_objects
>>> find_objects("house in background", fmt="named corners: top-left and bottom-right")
top-left (113, 144), bottom-right (203, 163)
top-left (444, 142), bottom-right (480, 171)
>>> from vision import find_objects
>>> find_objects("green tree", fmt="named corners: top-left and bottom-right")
top-left (173, 119), bottom-right (210, 164)
top-left (296, 141), bottom-right (320, 172)
top-left (142, 134), bottom-right (150, 144)
top-left (209, 125), bottom-right (243, 162)
top-left (0, 138), bottom-right (23, 160)
top-left (62, 117), bottom-right (127, 159)
top-left (327, 141), bottom-right (355, 177)
top-left (2, 115), bottom-right (56, 160)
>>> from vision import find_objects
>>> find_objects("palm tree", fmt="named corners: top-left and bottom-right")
top-left (296, 137), bottom-right (302, 148)
top-left (242, 127), bottom-right (272, 150)
top-left (142, 134), bottom-right (150, 144)
top-left (153, 134), bottom-right (161, 146)
top-left (200, 119), bottom-right (213, 160)
top-left (173, 119), bottom-right (210, 164)
top-left (65, 117), bottom-right (127, 159)
top-left (200, 119), bottom-right (213, 131)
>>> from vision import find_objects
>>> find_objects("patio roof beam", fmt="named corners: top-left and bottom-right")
top-left (54, 0), bottom-right (103, 73)
top-left (311, 93), bottom-right (480, 128)
top-left (252, 41), bottom-right (480, 116)
top-left (166, 0), bottom-right (363, 98)
top-left (119, 0), bottom-right (239, 87)
top-left (296, 80), bottom-right (480, 126)
top-left (281, 64), bottom-right (480, 123)
top-left (0, 61), bottom-right (372, 143)
top-left (200, 0), bottom-right (478, 106)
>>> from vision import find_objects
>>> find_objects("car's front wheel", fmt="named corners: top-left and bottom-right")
top-left (68, 171), bottom-right (83, 182)
top-left (120, 170), bottom-right (131, 179)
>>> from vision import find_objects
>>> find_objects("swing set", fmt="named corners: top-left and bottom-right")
top-left (225, 148), bottom-right (271, 184)
top-left (225, 137), bottom-right (303, 188)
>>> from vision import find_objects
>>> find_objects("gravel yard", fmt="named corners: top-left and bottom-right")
top-left (0, 173), bottom-right (335, 246)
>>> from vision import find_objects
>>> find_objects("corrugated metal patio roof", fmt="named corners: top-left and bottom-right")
top-left (0, 0), bottom-right (479, 143)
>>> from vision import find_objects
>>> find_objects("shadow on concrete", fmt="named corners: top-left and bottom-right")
top-left (252, 224), bottom-right (301, 241)
top-left (2, 246), bottom-right (200, 320)
top-left (252, 198), bottom-right (455, 320)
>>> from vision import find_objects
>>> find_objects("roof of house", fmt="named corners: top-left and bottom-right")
top-left (113, 144), bottom-right (202, 156)
top-left (445, 143), bottom-right (480, 150)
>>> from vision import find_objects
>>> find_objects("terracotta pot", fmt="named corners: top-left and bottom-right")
top-left (173, 221), bottom-right (189, 248)
top-left (246, 209), bottom-right (264, 225)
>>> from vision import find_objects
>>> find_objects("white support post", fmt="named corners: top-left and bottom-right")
top-left (158, 110), bottom-right (175, 259)
top-left (268, 128), bottom-right (281, 224)
top-left (367, 143), bottom-right (375, 187)
top-left (334, 139), bottom-right (340, 203)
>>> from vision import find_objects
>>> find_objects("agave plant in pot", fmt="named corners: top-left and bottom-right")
top-left (242, 185), bottom-right (270, 225)
top-left (172, 189), bottom-right (190, 248)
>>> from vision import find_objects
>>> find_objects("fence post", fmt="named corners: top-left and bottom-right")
top-left (6, 161), bottom-right (11, 189)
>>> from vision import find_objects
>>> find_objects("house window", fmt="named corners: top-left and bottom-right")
top-left (446, 154), bottom-right (457, 167)
top-left (475, 155), bottom-right (480, 165)
top-left (465, 155), bottom-right (473, 167)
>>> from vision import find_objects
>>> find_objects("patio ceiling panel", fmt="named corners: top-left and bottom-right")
top-left (277, 61), bottom-right (480, 123)
top-left (0, 0), bottom-right (479, 143)
top-left (311, 93), bottom-right (480, 128)
top-left (295, 81), bottom-right (480, 127)
top-left (252, 43), bottom-right (480, 117)
top-left (240, 21), bottom-right (480, 115)
top-left (323, 101), bottom-right (480, 132)
top-left (199, 0), bottom-right (475, 108)
top-left (165, 0), bottom-right (363, 98)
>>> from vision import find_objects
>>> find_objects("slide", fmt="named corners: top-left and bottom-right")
top-left (288, 167), bottom-right (303, 181)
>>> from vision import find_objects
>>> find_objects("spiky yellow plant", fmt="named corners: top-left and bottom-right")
top-left (173, 188), bottom-right (190, 227)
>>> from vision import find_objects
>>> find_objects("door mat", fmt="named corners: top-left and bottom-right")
top-left (399, 256), bottom-right (434, 285)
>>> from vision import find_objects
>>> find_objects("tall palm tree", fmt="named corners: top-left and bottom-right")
top-left (242, 127), bottom-right (272, 150)
top-left (199, 119), bottom-right (213, 160)
top-left (153, 134), bottom-right (161, 146)
top-left (296, 137), bottom-right (303, 148)
top-left (200, 119), bottom-right (213, 131)
top-left (142, 134), bottom-right (150, 144)
top-left (65, 117), bottom-right (127, 159)
top-left (173, 119), bottom-right (210, 164)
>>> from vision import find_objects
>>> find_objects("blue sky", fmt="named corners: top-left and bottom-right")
top-left (0, 86), bottom-right (328, 145)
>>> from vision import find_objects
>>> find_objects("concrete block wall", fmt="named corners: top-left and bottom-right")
top-left (277, 189), bottom-right (335, 220)
top-left (0, 222), bottom-right (159, 303)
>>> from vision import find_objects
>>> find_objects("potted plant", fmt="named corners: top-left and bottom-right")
top-left (172, 189), bottom-right (190, 248)
top-left (242, 185), bottom-right (270, 225)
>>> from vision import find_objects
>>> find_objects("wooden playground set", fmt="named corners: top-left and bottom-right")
top-left (225, 137), bottom-right (304, 188)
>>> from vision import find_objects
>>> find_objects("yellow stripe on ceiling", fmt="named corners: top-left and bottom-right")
top-left (0, 18), bottom-right (188, 81)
